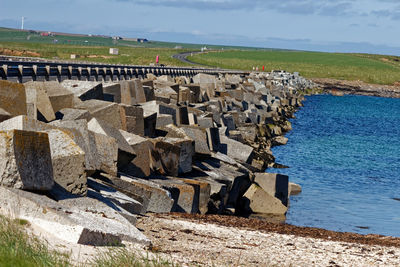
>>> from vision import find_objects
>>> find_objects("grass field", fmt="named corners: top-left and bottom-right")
top-left (189, 50), bottom-right (400, 85)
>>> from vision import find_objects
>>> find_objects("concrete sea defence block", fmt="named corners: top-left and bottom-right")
top-left (89, 130), bottom-right (118, 176)
top-left (39, 81), bottom-right (74, 113)
top-left (219, 135), bottom-right (254, 164)
top-left (119, 104), bottom-right (145, 136)
top-left (46, 129), bottom-right (87, 196)
top-left (75, 99), bottom-right (123, 130)
top-left (0, 108), bottom-right (11, 123)
top-left (0, 80), bottom-right (27, 116)
top-left (254, 172), bottom-right (289, 206)
top-left (0, 129), bottom-right (54, 191)
top-left (243, 184), bottom-right (287, 215)
top-left (60, 80), bottom-right (104, 101)
top-left (0, 187), bottom-right (150, 246)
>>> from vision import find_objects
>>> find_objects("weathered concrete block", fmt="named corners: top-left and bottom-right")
top-left (119, 80), bottom-right (135, 105)
top-left (150, 137), bottom-right (192, 176)
top-left (153, 178), bottom-right (198, 213)
top-left (155, 86), bottom-right (177, 102)
top-left (243, 184), bottom-right (287, 215)
top-left (168, 126), bottom-right (210, 155)
top-left (141, 101), bottom-right (178, 125)
top-left (60, 80), bottom-right (103, 101)
top-left (254, 172), bottom-right (289, 206)
top-left (120, 130), bottom-right (153, 177)
top-left (206, 127), bottom-right (220, 152)
top-left (180, 178), bottom-right (211, 214)
top-left (0, 130), bottom-right (54, 191)
top-left (50, 119), bottom-right (97, 172)
top-left (57, 108), bottom-right (91, 121)
top-left (46, 129), bottom-right (87, 195)
top-left (88, 118), bottom-right (135, 168)
top-left (0, 80), bottom-right (27, 116)
top-left (40, 81), bottom-right (74, 112)
top-left (103, 82), bottom-right (122, 103)
top-left (89, 131), bottom-right (118, 176)
top-left (156, 114), bottom-right (174, 128)
top-left (0, 187), bottom-right (150, 246)
top-left (131, 79), bottom-right (147, 103)
top-left (179, 86), bottom-right (191, 103)
top-left (0, 108), bottom-right (11, 123)
top-left (119, 175), bottom-right (174, 213)
top-left (120, 104), bottom-right (144, 136)
top-left (143, 111), bottom-right (157, 137)
top-left (219, 135), bottom-right (254, 164)
top-left (75, 99), bottom-right (123, 130)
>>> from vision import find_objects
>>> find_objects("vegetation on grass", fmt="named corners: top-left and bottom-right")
top-left (189, 50), bottom-right (400, 85)
top-left (0, 216), bottom-right (70, 267)
top-left (91, 248), bottom-right (178, 267)
top-left (0, 215), bottom-right (177, 267)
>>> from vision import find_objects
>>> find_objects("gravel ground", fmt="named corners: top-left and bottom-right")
top-left (136, 213), bottom-right (400, 267)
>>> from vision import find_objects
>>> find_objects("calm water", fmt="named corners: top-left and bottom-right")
top-left (271, 94), bottom-right (400, 237)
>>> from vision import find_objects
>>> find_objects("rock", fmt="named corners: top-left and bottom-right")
top-left (0, 130), bottom-right (54, 191)
top-left (254, 173), bottom-right (289, 206)
top-left (60, 80), bottom-right (103, 101)
top-left (0, 80), bottom-right (27, 116)
top-left (0, 187), bottom-right (150, 246)
top-left (272, 136), bottom-right (288, 146)
top-left (46, 129), bottom-right (87, 195)
top-left (119, 130), bottom-right (153, 177)
top-left (243, 184), bottom-right (287, 215)
top-left (75, 99), bottom-right (123, 130)
top-left (219, 135), bottom-right (254, 164)
top-left (289, 182), bottom-right (302, 196)
top-left (88, 117), bottom-right (136, 168)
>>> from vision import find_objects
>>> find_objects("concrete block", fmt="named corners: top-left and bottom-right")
top-left (88, 118), bottom-right (135, 168)
top-left (119, 104), bottom-right (144, 136)
top-left (0, 187), bottom-right (150, 246)
top-left (254, 172), bottom-right (289, 206)
top-left (119, 130), bottom-right (153, 177)
top-left (47, 129), bottom-right (87, 195)
top-left (40, 81), bottom-right (74, 112)
top-left (243, 184), bottom-right (287, 215)
top-left (75, 99), bottom-right (123, 130)
top-left (57, 108), bottom-right (91, 121)
top-left (0, 130), bottom-right (54, 191)
top-left (0, 108), bottom-right (11, 123)
top-left (60, 80), bottom-right (103, 101)
top-left (89, 131), bottom-right (118, 176)
top-left (0, 80), bottom-right (27, 116)
top-left (219, 135), bottom-right (254, 164)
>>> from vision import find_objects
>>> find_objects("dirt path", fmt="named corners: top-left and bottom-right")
top-left (137, 213), bottom-right (400, 266)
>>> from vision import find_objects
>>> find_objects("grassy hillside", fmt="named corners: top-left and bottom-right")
top-left (189, 50), bottom-right (400, 85)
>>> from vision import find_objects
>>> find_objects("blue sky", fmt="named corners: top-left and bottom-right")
top-left (1, 0), bottom-right (400, 55)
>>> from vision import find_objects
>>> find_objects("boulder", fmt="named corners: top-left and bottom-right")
top-left (60, 80), bottom-right (103, 101)
top-left (46, 129), bottom-right (87, 195)
top-left (0, 130), bottom-right (54, 191)
top-left (289, 182), bottom-right (302, 196)
top-left (243, 184), bottom-right (287, 215)
top-left (254, 173), bottom-right (289, 206)
top-left (0, 80), bottom-right (27, 116)
top-left (272, 136), bottom-right (288, 146)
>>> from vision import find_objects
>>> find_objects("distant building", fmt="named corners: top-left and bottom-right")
top-left (112, 36), bottom-right (122, 40)
top-left (109, 48), bottom-right (119, 55)
top-left (175, 46), bottom-right (183, 49)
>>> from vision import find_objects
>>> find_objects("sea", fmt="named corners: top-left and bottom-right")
top-left (270, 94), bottom-right (400, 237)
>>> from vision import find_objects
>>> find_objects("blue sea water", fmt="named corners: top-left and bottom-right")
top-left (271, 94), bottom-right (400, 237)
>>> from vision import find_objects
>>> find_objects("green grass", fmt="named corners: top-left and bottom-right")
top-left (91, 248), bottom-right (178, 267)
top-left (189, 50), bottom-right (400, 85)
top-left (0, 216), bottom-right (70, 267)
top-left (0, 41), bottom-right (189, 66)
top-left (0, 215), bottom-right (178, 267)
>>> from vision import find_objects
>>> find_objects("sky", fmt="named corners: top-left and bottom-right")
top-left (1, 0), bottom-right (400, 55)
